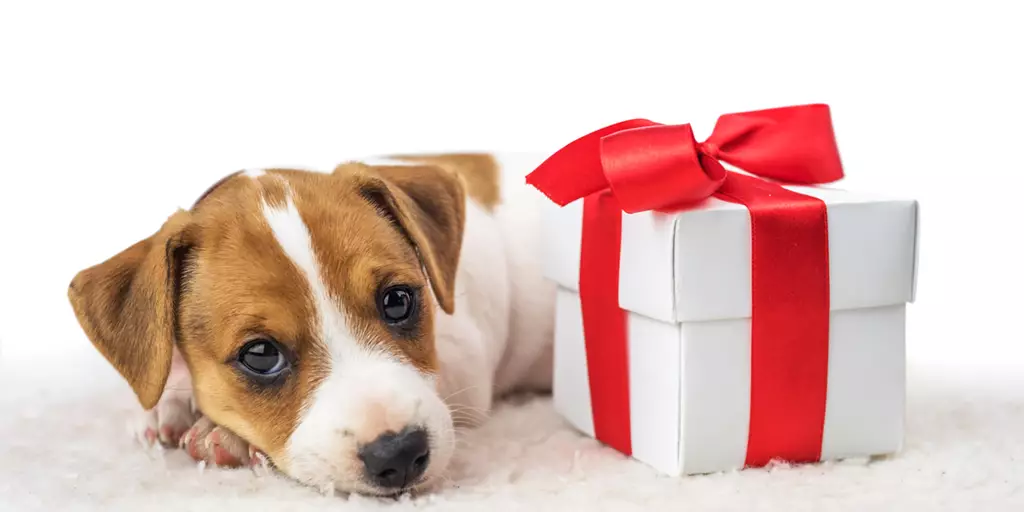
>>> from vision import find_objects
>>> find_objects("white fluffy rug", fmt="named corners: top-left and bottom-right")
top-left (1, 351), bottom-right (1022, 511)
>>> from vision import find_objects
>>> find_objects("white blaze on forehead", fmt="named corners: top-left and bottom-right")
top-left (259, 192), bottom-right (357, 361)
top-left (244, 168), bottom-right (266, 178)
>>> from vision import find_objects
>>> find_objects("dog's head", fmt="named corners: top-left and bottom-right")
top-left (67, 162), bottom-right (466, 494)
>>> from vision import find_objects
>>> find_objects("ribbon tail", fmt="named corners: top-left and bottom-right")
top-left (526, 119), bottom-right (660, 206)
top-left (716, 172), bottom-right (831, 466)
top-left (579, 190), bottom-right (632, 455)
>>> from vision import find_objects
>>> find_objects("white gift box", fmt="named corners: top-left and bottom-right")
top-left (541, 185), bottom-right (919, 476)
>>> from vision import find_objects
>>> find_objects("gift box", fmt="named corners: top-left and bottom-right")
top-left (528, 105), bottom-right (920, 476)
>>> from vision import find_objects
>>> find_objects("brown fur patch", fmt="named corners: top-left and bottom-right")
top-left (390, 153), bottom-right (501, 211)
top-left (67, 211), bottom-right (192, 409)
top-left (330, 161), bottom-right (467, 314)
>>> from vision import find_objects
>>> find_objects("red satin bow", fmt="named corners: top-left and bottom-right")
top-left (528, 104), bottom-right (845, 467)
top-left (527, 104), bottom-right (843, 212)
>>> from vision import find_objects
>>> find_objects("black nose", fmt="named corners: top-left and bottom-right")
top-left (358, 428), bottom-right (430, 489)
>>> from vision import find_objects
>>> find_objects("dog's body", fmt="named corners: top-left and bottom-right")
top-left (68, 153), bottom-right (556, 495)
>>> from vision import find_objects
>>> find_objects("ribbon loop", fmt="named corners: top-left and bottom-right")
top-left (601, 123), bottom-right (726, 213)
top-left (707, 104), bottom-right (844, 184)
top-left (527, 104), bottom-right (843, 213)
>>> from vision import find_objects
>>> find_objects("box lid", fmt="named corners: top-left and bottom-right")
top-left (541, 185), bottom-right (919, 323)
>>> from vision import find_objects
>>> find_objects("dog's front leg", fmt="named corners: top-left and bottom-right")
top-left (129, 348), bottom-right (263, 468)
top-left (131, 348), bottom-right (196, 447)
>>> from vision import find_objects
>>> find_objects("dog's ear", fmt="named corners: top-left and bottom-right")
top-left (337, 162), bottom-right (466, 314)
top-left (68, 210), bottom-right (195, 410)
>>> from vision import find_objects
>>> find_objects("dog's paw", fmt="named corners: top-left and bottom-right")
top-left (132, 393), bottom-right (197, 448)
top-left (181, 416), bottom-right (268, 469)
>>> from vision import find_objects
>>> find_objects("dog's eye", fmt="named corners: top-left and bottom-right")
top-left (237, 339), bottom-right (288, 377)
top-left (379, 286), bottom-right (415, 324)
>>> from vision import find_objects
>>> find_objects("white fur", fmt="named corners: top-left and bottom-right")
top-left (490, 154), bottom-right (557, 394)
top-left (259, 188), bottom-right (452, 493)
top-left (243, 168), bottom-right (265, 178)
top-left (429, 154), bottom-right (557, 424)
top-left (431, 198), bottom-right (510, 423)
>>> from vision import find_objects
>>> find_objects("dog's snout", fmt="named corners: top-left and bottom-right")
top-left (358, 427), bottom-right (430, 489)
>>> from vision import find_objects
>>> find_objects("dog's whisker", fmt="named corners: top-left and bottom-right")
top-left (451, 418), bottom-right (488, 428)
top-left (448, 402), bottom-right (490, 412)
top-left (451, 416), bottom-right (487, 423)
top-left (448, 405), bottom-right (491, 417)
top-left (448, 404), bottom-right (490, 414)
top-left (451, 421), bottom-right (485, 430)
top-left (449, 413), bottom-right (489, 422)
top-left (449, 411), bottom-right (490, 421)
top-left (442, 385), bottom-right (481, 402)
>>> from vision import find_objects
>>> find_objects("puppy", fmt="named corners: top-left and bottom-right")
top-left (67, 153), bottom-right (556, 495)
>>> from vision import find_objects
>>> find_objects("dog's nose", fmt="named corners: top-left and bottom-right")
top-left (358, 427), bottom-right (430, 489)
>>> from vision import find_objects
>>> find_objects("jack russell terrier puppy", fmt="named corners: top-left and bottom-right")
top-left (67, 153), bottom-right (556, 496)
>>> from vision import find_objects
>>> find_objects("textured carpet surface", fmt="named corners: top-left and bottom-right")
top-left (1, 352), bottom-right (1022, 512)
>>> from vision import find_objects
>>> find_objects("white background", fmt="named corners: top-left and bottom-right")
top-left (1, 1), bottom-right (1021, 383)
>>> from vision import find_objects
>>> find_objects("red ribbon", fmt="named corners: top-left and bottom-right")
top-left (527, 104), bottom-right (844, 467)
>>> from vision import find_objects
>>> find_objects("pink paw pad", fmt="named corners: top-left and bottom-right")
top-left (183, 428), bottom-right (201, 460)
top-left (159, 426), bottom-right (183, 445)
top-left (209, 431), bottom-right (242, 467)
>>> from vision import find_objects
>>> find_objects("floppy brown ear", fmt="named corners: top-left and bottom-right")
top-left (338, 162), bottom-right (466, 314)
top-left (67, 210), bottom-right (194, 410)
